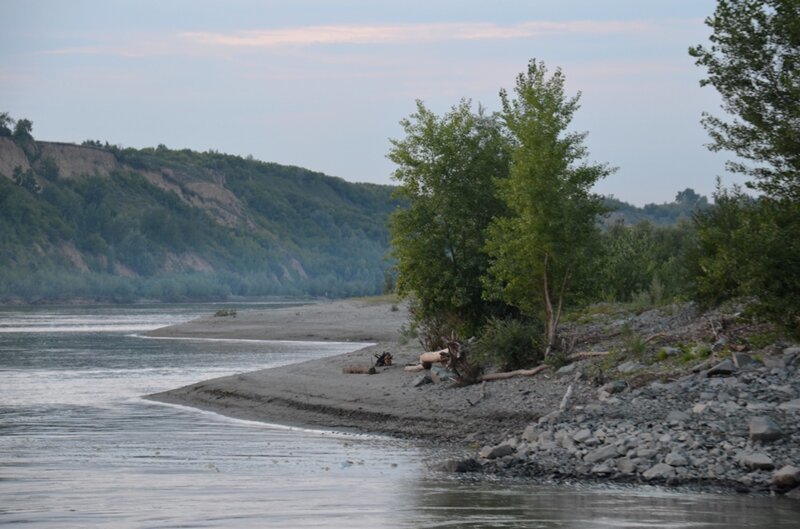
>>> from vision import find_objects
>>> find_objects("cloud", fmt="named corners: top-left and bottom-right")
top-left (180, 20), bottom-right (653, 48)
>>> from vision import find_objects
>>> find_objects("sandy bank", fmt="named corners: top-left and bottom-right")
top-left (144, 298), bottom-right (568, 443)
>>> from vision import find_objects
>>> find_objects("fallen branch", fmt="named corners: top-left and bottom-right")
top-left (643, 332), bottom-right (666, 344)
top-left (559, 383), bottom-right (574, 412)
top-left (568, 351), bottom-right (610, 360)
top-left (479, 365), bottom-right (548, 382)
top-left (404, 364), bottom-right (425, 373)
top-left (342, 366), bottom-right (377, 375)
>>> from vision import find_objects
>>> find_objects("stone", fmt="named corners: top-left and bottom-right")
top-left (479, 443), bottom-right (515, 460)
top-left (666, 410), bottom-right (690, 424)
top-left (712, 336), bottom-right (728, 352)
top-left (636, 448), bottom-right (659, 460)
top-left (749, 416), bottom-right (784, 442)
top-left (430, 365), bottom-right (456, 383)
top-left (437, 458), bottom-right (480, 473)
top-left (617, 457), bottom-right (636, 474)
top-left (602, 380), bottom-right (628, 395)
top-left (707, 359), bottom-right (737, 377)
top-left (617, 361), bottom-right (643, 374)
top-left (665, 451), bottom-right (688, 467)
top-left (591, 462), bottom-right (614, 475)
top-left (779, 399), bottom-right (800, 411)
top-left (572, 429), bottom-right (592, 444)
top-left (556, 363), bottom-right (578, 376)
top-left (584, 444), bottom-right (620, 464)
top-left (412, 374), bottom-right (433, 387)
top-left (521, 423), bottom-right (540, 442)
top-left (732, 352), bottom-right (757, 369)
top-left (772, 466), bottom-right (800, 488)
top-left (660, 347), bottom-right (681, 357)
top-left (784, 346), bottom-right (800, 367)
top-left (692, 403), bottom-right (709, 414)
top-left (643, 463), bottom-right (676, 480)
top-left (740, 453), bottom-right (775, 471)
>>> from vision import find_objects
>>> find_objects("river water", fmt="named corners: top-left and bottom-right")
top-left (1, 303), bottom-right (798, 528)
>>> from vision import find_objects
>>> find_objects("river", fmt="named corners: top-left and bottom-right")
top-left (1, 303), bottom-right (798, 528)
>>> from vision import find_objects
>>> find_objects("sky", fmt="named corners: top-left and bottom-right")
top-left (0, 0), bottom-right (737, 205)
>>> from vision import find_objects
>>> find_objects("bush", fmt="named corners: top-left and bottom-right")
top-left (472, 318), bottom-right (543, 371)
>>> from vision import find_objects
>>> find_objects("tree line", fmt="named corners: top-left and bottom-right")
top-left (388, 0), bottom-right (799, 367)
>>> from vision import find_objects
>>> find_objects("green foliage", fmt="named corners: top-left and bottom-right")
top-left (603, 188), bottom-right (710, 226)
top-left (0, 137), bottom-right (400, 302)
top-left (388, 99), bottom-right (511, 338)
top-left (691, 184), bottom-right (800, 336)
top-left (484, 60), bottom-right (613, 352)
top-left (12, 118), bottom-right (33, 142)
top-left (598, 219), bottom-right (696, 303)
top-left (472, 318), bottom-right (543, 370)
top-left (690, 0), bottom-right (800, 201)
top-left (0, 112), bottom-right (13, 137)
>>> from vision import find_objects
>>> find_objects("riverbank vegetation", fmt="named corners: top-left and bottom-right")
top-left (389, 0), bottom-right (799, 365)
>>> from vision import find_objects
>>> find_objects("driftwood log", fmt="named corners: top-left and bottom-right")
top-left (479, 364), bottom-right (548, 382)
top-left (342, 366), bottom-right (377, 375)
top-left (404, 364), bottom-right (425, 373)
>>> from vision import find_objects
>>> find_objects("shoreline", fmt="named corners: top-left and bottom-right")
top-left (145, 298), bottom-right (800, 496)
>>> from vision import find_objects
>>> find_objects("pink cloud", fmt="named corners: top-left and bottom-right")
top-left (180, 20), bottom-right (654, 48)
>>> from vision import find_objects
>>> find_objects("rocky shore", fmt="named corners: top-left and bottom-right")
top-left (146, 298), bottom-right (800, 496)
top-left (470, 346), bottom-right (800, 496)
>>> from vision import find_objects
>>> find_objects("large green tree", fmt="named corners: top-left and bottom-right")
top-left (389, 100), bottom-right (511, 345)
top-left (484, 60), bottom-right (613, 356)
top-left (689, 0), bottom-right (800, 200)
top-left (690, 1), bottom-right (800, 335)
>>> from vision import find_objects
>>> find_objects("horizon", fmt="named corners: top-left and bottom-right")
top-left (1, 0), bottom-right (740, 206)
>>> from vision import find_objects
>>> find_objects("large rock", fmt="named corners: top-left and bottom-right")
top-left (749, 416), bottom-right (784, 442)
top-left (602, 380), bottom-right (628, 395)
top-left (779, 399), bottom-right (800, 411)
top-left (584, 444), bottom-right (620, 464)
top-left (617, 361), bottom-right (642, 374)
top-left (572, 428), bottom-right (592, 444)
top-left (740, 453), bottom-right (775, 471)
top-left (665, 451), bottom-right (688, 467)
top-left (479, 443), bottom-right (515, 460)
top-left (707, 358), bottom-right (736, 377)
top-left (643, 463), bottom-right (676, 480)
top-left (772, 466), bottom-right (800, 488)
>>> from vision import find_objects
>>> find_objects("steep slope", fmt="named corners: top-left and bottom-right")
top-left (0, 138), bottom-right (399, 301)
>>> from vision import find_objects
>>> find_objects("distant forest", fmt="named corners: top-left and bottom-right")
top-left (0, 113), bottom-right (710, 303)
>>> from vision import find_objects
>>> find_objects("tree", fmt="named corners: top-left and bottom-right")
top-left (12, 118), bottom-right (33, 141)
top-left (0, 112), bottom-right (13, 137)
top-left (388, 99), bottom-right (511, 345)
top-left (691, 184), bottom-right (800, 335)
top-left (484, 60), bottom-right (613, 357)
top-left (689, 0), bottom-right (800, 201)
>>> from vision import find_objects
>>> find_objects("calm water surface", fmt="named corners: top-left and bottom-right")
top-left (1, 303), bottom-right (798, 528)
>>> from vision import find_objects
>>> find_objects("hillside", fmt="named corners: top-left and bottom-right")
top-left (0, 135), bottom-right (399, 302)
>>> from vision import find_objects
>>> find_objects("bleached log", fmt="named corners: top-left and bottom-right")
top-left (568, 351), bottom-right (610, 360)
top-left (404, 364), bottom-right (425, 373)
top-left (479, 365), bottom-right (548, 382)
top-left (419, 349), bottom-right (449, 364)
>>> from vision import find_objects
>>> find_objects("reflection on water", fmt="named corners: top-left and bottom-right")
top-left (1, 304), bottom-right (799, 528)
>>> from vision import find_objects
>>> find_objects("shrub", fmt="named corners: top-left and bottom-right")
top-left (472, 318), bottom-right (543, 371)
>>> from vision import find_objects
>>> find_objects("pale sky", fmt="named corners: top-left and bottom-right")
top-left (1, 0), bottom-right (736, 205)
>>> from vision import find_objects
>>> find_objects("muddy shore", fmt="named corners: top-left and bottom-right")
top-left (145, 298), bottom-right (800, 495)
